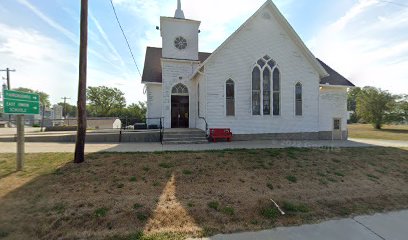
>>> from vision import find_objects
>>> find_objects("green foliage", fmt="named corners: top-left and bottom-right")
top-left (286, 175), bottom-right (297, 183)
top-left (13, 87), bottom-right (51, 107)
top-left (222, 206), bottom-right (235, 215)
top-left (57, 102), bottom-right (77, 118)
top-left (87, 86), bottom-right (126, 117)
top-left (136, 212), bottom-right (148, 221)
top-left (260, 205), bottom-right (279, 220)
top-left (356, 87), bottom-right (396, 129)
top-left (94, 207), bottom-right (108, 218)
top-left (347, 87), bottom-right (362, 123)
top-left (182, 169), bottom-right (192, 175)
top-left (208, 201), bottom-right (220, 211)
top-left (158, 162), bottom-right (174, 169)
top-left (133, 203), bottom-right (143, 209)
top-left (395, 94), bottom-right (408, 123)
top-left (282, 202), bottom-right (309, 213)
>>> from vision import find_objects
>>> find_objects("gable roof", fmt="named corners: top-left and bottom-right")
top-left (191, 0), bottom-right (329, 80)
top-left (141, 47), bottom-right (211, 84)
top-left (141, 47), bottom-right (354, 87)
top-left (318, 59), bottom-right (355, 87)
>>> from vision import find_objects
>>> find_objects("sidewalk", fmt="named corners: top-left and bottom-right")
top-left (194, 210), bottom-right (408, 240)
top-left (0, 138), bottom-right (406, 153)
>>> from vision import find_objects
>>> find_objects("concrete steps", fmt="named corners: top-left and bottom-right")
top-left (163, 128), bottom-right (208, 145)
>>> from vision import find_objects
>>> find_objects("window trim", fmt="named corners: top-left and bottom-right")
top-left (251, 66), bottom-right (262, 116)
top-left (251, 56), bottom-right (280, 117)
top-left (295, 82), bottom-right (303, 117)
top-left (225, 79), bottom-right (235, 117)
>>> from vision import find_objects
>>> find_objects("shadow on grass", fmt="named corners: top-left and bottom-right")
top-left (376, 129), bottom-right (408, 134)
top-left (0, 146), bottom-right (408, 239)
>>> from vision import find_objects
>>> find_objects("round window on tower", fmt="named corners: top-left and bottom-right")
top-left (174, 36), bottom-right (187, 50)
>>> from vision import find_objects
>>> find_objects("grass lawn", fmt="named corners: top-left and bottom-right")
top-left (0, 148), bottom-right (408, 239)
top-left (348, 124), bottom-right (408, 141)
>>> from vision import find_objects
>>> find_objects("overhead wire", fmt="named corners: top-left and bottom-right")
top-left (109, 0), bottom-right (142, 77)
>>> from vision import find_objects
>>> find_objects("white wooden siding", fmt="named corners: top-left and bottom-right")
top-left (203, 8), bottom-right (320, 134)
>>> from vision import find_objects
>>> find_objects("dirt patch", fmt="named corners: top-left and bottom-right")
top-left (0, 147), bottom-right (407, 239)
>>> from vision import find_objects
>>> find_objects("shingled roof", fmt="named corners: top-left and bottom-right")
top-left (141, 47), bottom-right (354, 87)
top-left (141, 47), bottom-right (211, 84)
top-left (318, 59), bottom-right (355, 87)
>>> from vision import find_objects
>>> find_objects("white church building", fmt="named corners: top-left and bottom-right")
top-left (142, 0), bottom-right (355, 140)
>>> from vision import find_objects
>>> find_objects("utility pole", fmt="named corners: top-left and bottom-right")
top-left (74, 0), bottom-right (88, 164)
top-left (61, 97), bottom-right (71, 118)
top-left (0, 68), bottom-right (16, 90)
top-left (1, 68), bottom-right (16, 126)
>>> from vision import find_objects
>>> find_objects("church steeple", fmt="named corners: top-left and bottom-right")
top-left (174, 0), bottom-right (185, 19)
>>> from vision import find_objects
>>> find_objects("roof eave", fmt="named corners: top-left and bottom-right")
top-left (192, 0), bottom-right (329, 78)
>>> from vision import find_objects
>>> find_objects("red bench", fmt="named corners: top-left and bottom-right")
top-left (209, 128), bottom-right (233, 143)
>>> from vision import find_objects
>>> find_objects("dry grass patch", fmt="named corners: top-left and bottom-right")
top-left (0, 147), bottom-right (407, 239)
top-left (348, 124), bottom-right (408, 141)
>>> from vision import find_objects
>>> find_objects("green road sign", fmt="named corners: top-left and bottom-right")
top-left (4, 90), bottom-right (39, 102)
top-left (2, 90), bottom-right (40, 115)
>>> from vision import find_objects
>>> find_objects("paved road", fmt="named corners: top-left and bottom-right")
top-left (0, 138), bottom-right (406, 153)
top-left (193, 210), bottom-right (408, 240)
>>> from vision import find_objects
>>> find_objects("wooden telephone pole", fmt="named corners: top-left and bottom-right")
top-left (61, 97), bottom-right (71, 118)
top-left (1, 68), bottom-right (16, 127)
top-left (74, 0), bottom-right (88, 163)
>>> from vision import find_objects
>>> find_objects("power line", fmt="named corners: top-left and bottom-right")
top-left (109, 0), bottom-right (142, 77)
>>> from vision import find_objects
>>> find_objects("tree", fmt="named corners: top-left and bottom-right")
top-left (13, 87), bottom-right (51, 108)
top-left (395, 94), bottom-right (408, 123)
top-left (87, 86), bottom-right (126, 117)
top-left (356, 87), bottom-right (396, 129)
top-left (347, 87), bottom-right (361, 123)
top-left (125, 102), bottom-right (146, 121)
top-left (57, 102), bottom-right (77, 118)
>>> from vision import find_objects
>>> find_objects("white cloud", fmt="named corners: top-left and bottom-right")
top-left (89, 11), bottom-right (126, 69)
top-left (309, 0), bottom-right (408, 94)
top-left (16, 0), bottom-right (78, 44)
top-left (0, 23), bottom-right (77, 104)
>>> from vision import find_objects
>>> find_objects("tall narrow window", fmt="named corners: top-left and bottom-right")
top-left (226, 79), bottom-right (235, 116)
top-left (263, 68), bottom-right (271, 115)
top-left (252, 67), bottom-right (261, 115)
top-left (273, 68), bottom-right (280, 116)
top-left (197, 83), bottom-right (200, 116)
top-left (295, 82), bottom-right (302, 116)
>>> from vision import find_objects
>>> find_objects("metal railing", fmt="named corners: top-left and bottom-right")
top-left (199, 116), bottom-right (209, 136)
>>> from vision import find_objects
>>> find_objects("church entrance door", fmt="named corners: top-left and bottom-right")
top-left (171, 84), bottom-right (189, 128)
top-left (171, 96), bottom-right (189, 128)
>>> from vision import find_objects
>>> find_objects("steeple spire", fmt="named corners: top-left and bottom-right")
top-left (174, 0), bottom-right (185, 19)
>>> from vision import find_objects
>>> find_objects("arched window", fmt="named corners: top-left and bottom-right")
top-left (273, 68), bottom-right (280, 116)
top-left (172, 83), bottom-right (188, 96)
top-left (226, 79), bottom-right (235, 116)
top-left (252, 55), bottom-right (280, 116)
top-left (295, 82), bottom-right (302, 116)
top-left (263, 68), bottom-right (271, 115)
top-left (252, 67), bottom-right (261, 115)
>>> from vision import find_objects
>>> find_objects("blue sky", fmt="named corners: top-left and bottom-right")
top-left (0, 0), bottom-right (407, 105)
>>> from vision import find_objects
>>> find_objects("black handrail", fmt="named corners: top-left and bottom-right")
top-left (159, 117), bottom-right (164, 145)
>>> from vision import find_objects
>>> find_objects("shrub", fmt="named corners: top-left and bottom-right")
top-left (94, 207), bottom-right (108, 218)
top-left (222, 206), bottom-right (235, 216)
top-left (286, 175), bottom-right (297, 183)
top-left (208, 201), bottom-right (220, 211)
top-left (260, 206), bottom-right (279, 220)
